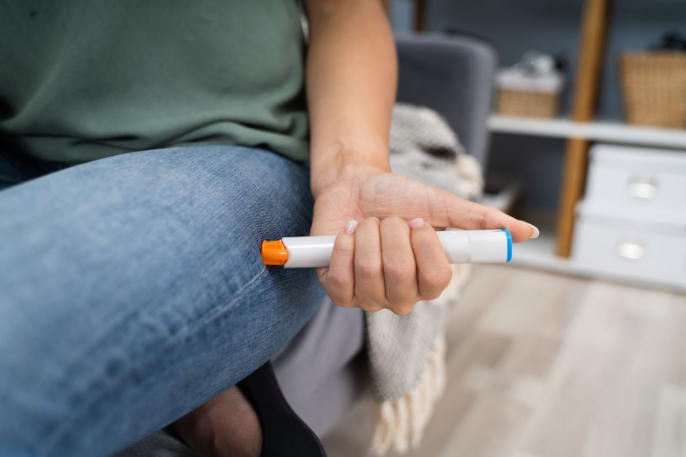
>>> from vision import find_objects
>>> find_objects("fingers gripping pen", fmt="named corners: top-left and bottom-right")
top-left (261, 229), bottom-right (512, 268)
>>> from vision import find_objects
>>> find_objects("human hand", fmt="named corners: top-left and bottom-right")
top-left (310, 164), bottom-right (537, 315)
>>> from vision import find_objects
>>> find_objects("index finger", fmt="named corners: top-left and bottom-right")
top-left (425, 187), bottom-right (538, 243)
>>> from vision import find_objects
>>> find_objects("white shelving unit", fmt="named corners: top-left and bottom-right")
top-left (488, 115), bottom-right (686, 293)
top-left (489, 115), bottom-right (686, 150)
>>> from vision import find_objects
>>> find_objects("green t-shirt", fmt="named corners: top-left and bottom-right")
top-left (0, 0), bottom-right (310, 164)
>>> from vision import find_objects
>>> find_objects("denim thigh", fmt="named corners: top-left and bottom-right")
top-left (0, 146), bottom-right (325, 457)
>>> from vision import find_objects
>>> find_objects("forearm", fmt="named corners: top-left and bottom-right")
top-left (304, 0), bottom-right (397, 197)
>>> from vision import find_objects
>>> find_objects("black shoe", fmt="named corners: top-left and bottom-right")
top-left (238, 362), bottom-right (327, 457)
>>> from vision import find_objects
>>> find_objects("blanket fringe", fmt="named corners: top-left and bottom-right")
top-left (372, 335), bottom-right (447, 454)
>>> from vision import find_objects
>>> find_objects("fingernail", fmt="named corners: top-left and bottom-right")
top-left (410, 218), bottom-right (425, 229)
top-left (524, 222), bottom-right (540, 239)
top-left (369, 217), bottom-right (380, 223)
top-left (345, 220), bottom-right (358, 234)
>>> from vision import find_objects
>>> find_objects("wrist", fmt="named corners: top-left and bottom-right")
top-left (310, 149), bottom-right (391, 199)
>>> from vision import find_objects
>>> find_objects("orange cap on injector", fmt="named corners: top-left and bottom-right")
top-left (261, 240), bottom-right (289, 266)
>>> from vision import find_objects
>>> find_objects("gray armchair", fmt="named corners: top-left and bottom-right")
top-left (395, 34), bottom-right (496, 167)
top-left (117, 33), bottom-right (497, 457)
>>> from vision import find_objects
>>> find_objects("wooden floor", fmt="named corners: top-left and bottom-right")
top-left (322, 265), bottom-right (686, 457)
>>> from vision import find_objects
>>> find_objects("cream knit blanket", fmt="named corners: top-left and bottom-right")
top-left (367, 104), bottom-right (483, 454)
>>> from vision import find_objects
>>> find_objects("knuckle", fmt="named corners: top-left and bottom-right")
top-left (326, 289), bottom-right (352, 307)
top-left (476, 206), bottom-right (496, 229)
top-left (357, 260), bottom-right (381, 278)
top-left (385, 260), bottom-right (416, 282)
top-left (418, 273), bottom-right (441, 290)
top-left (436, 265), bottom-right (454, 286)
top-left (420, 267), bottom-right (452, 290)
top-left (333, 237), bottom-right (354, 256)
top-left (326, 271), bottom-right (350, 289)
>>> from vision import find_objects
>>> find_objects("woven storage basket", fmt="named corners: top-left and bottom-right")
top-left (496, 89), bottom-right (560, 118)
top-left (619, 52), bottom-right (686, 129)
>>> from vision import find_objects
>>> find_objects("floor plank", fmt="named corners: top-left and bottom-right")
top-left (322, 265), bottom-right (686, 457)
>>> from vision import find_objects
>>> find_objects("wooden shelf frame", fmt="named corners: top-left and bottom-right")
top-left (556, 0), bottom-right (612, 258)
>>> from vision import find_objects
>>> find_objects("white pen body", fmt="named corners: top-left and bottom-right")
top-left (281, 229), bottom-right (512, 268)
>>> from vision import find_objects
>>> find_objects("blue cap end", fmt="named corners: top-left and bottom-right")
top-left (502, 229), bottom-right (512, 262)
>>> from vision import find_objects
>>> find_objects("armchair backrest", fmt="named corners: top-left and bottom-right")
top-left (395, 34), bottom-right (497, 167)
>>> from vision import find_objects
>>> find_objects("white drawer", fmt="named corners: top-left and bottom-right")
top-left (571, 220), bottom-right (686, 284)
top-left (585, 144), bottom-right (686, 213)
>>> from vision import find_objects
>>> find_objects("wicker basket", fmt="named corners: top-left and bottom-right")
top-left (619, 52), bottom-right (686, 129)
top-left (496, 89), bottom-right (560, 118)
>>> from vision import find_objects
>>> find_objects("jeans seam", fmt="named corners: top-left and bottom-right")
top-left (42, 267), bottom-right (269, 456)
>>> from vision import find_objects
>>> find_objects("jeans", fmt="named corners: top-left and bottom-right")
top-left (0, 146), bottom-right (326, 457)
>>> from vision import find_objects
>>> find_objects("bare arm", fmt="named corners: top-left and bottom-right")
top-left (304, 0), bottom-right (395, 197)
top-left (305, 0), bottom-right (537, 314)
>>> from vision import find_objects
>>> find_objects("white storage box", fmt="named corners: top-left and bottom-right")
top-left (572, 201), bottom-right (686, 287)
top-left (585, 144), bottom-right (686, 212)
top-left (572, 144), bottom-right (686, 290)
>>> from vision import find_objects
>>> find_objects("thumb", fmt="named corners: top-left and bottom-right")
top-left (425, 187), bottom-right (537, 243)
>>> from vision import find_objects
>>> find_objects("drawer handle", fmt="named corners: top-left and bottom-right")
top-left (617, 241), bottom-right (645, 260)
top-left (628, 178), bottom-right (658, 199)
